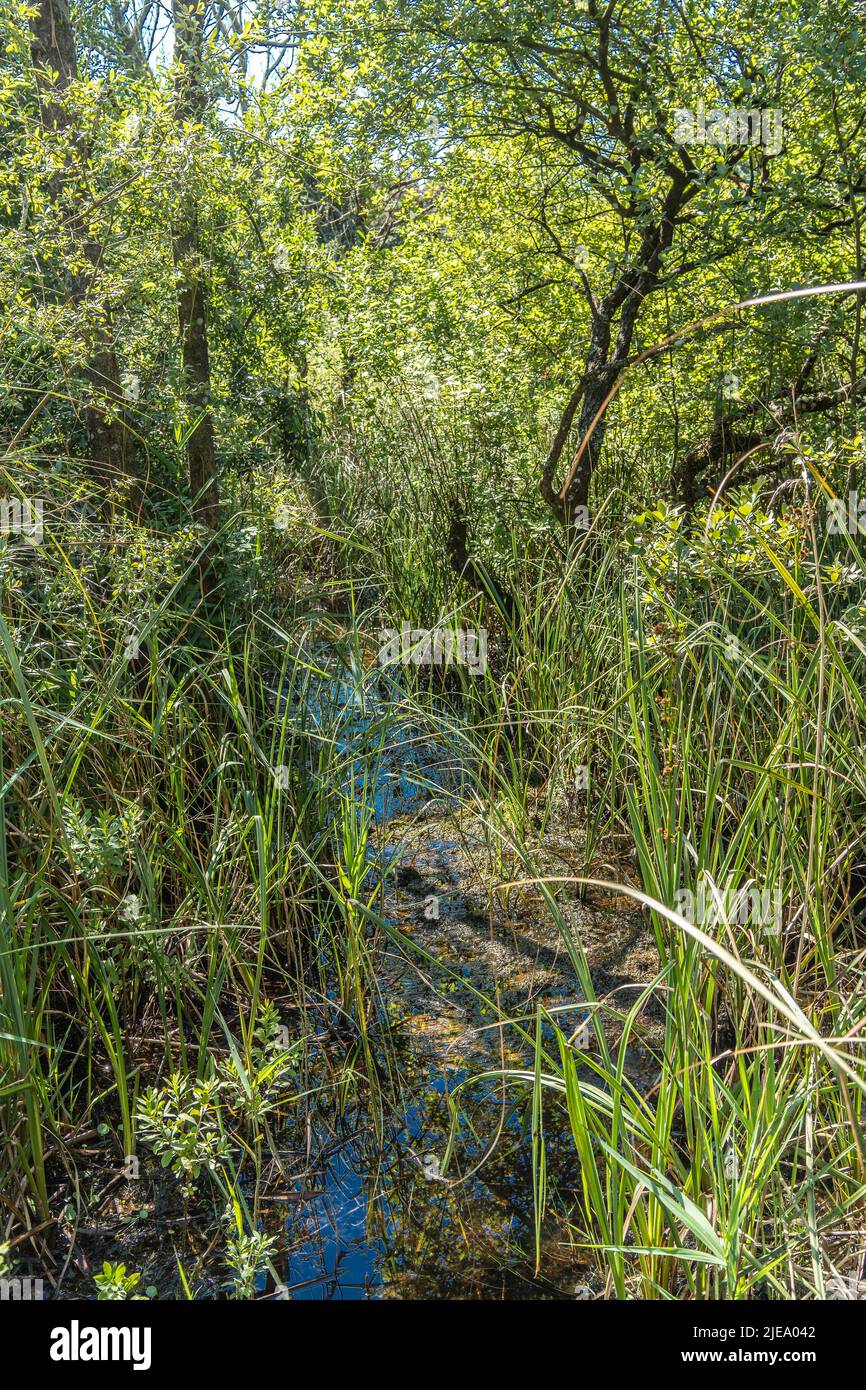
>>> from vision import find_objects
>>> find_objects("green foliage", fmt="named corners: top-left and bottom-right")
top-left (62, 799), bottom-right (143, 885)
top-left (2, 0), bottom-right (866, 1305)
top-left (93, 1261), bottom-right (149, 1300)
top-left (223, 1201), bottom-right (278, 1300)
top-left (136, 1075), bottom-right (231, 1191)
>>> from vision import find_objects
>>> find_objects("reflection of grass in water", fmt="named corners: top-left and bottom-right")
top-left (280, 1024), bottom-right (581, 1301)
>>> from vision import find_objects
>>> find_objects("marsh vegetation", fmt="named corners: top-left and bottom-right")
top-left (1, 0), bottom-right (866, 1302)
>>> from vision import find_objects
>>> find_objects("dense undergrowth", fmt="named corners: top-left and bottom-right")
top-left (2, 419), bottom-right (865, 1299)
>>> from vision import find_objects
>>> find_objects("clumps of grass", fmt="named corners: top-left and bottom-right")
top-left (444, 484), bottom-right (866, 1298)
top-left (4, 442), bottom-right (866, 1300)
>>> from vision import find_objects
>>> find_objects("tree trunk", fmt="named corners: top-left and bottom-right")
top-left (171, 0), bottom-right (219, 529)
top-left (29, 0), bottom-right (133, 489)
top-left (540, 174), bottom-right (690, 538)
top-left (540, 309), bottom-right (619, 537)
top-left (540, 288), bottom-right (647, 537)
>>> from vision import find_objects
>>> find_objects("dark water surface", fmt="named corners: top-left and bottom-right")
top-left (275, 665), bottom-right (591, 1299)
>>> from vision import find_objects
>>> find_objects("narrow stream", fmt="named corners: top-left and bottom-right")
top-left (274, 663), bottom-right (621, 1299)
